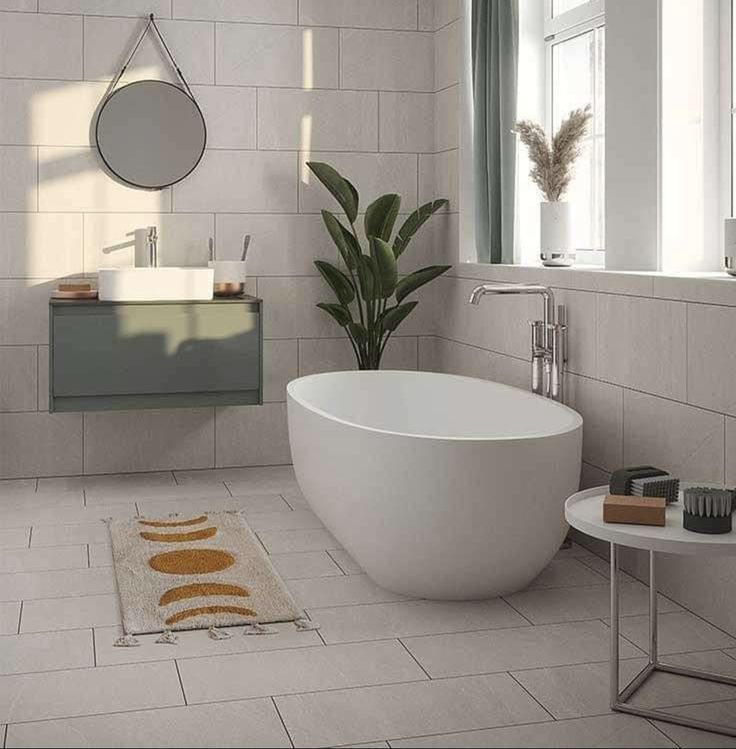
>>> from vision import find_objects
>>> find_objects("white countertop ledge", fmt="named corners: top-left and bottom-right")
top-left (448, 263), bottom-right (736, 306)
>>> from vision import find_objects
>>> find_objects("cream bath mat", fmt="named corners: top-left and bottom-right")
top-left (109, 511), bottom-right (302, 635)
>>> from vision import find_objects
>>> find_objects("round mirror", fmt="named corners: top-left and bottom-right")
top-left (95, 80), bottom-right (206, 190)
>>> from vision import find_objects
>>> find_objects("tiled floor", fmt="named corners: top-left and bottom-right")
top-left (0, 466), bottom-right (735, 747)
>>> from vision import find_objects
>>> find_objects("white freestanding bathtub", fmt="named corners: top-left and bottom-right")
top-left (287, 371), bottom-right (583, 600)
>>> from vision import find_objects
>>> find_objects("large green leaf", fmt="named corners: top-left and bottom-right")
top-left (393, 199), bottom-right (449, 257)
top-left (380, 301), bottom-right (418, 332)
top-left (321, 210), bottom-right (360, 269)
top-left (364, 194), bottom-right (401, 242)
top-left (307, 162), bottom-right (359, 223)
top-left (314, 260), bottom-right (355, 306)
top-left (347, 322), bottom-right (368, 347)
top-left (356, 254), bottom-right (379, 300)
top-left (370, 237), bottom-right (398, 298)
top-left (395, 265), bottom-right (451, 303)
top-left (316, 303), bottom-right (352, 327)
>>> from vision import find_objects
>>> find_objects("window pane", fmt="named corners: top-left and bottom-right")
top-left (553, 0), bottom-right (588, 18)
top-left (551, 26), bottom-right (605, 251)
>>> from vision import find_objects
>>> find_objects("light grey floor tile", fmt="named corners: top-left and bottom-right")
top-left (177, 640), bottom-right (427, 704)
top-left (577, 553), bottom-right (635, 582)
top-left (282, 489), bottom-right (310, 510)
top-left (30, 523), bottom-right (109, 547)
top-left (0, 528), bottom-right (30, 550)
top-left (403, 620), bottom-right (643, 678)
top-left (314, 599), bottom-right (529, 645)
top-left (6, 698), bottom-right (291, 748)
top-left (37, 472), bottom-right (175, 497)
top-left (20, 594), bottom-right (121, 633)
top-left (269, 551), bottom-right (343, 580)
top-left (0, 493), bottom-right (83, 510)
top-left (0, 661), bottom-right (183, 723)
top-left (287, 574), bottom-right (408, 609)
top-left (390, 713), bottom-right (676, 747)
top-left (0, 604), bottom-right (20, 635)
top-left (553, 542), bottom-right (595, 560)
top-left (0, 629), bottom-right (92, 675)
top-left (0, 545), bottom-right (87, 574)
top-left (88, 543), bottom-right (112, 567)
top-left (514, 651), bottom-right (736, 719)
top-left (258, 528), bottom-right (341, 553)
top-left (655, 700), bottom-right (736, 748)
top-left (328, 549), bottom-right (364, 575)
top-left (84, 481), bottom-right (231, 505)
top-left (615, 611), bottom-right (736, 655)
top-left (247, 509), bottom-right (323, 532)
top-left (526, 558), bottom-right (608, 590)
top-left (0, 567), bottom-right (116, 602)
top-left (94, 623), bottom-right (322, 666)
top-left (2, 503), bottom-right (136, 529)
top-left (137, 494), bottom-right (289, 518)
top-left (176, 465), bottom-right (298, 495)
top-left (275, 673), bottom-right (550, 747)
top-left (0, 479), bottom-right (35, 496)
top-left (505, 582), bottom-right (681, 624)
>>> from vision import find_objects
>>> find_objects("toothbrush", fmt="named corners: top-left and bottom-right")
top-left (208, 237), bottom-right (214, 262)
top-left (241, 234), bottom-right (251, 262)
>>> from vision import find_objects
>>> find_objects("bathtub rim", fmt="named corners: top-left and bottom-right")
top-left (287, 370), bottom-right (582, 443)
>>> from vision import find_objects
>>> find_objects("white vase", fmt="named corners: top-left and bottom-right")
top-left (540, 201), bottom-right (574, 267)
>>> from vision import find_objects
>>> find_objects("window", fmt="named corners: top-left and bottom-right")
top-left (545, 0), bottom-right (605, 261)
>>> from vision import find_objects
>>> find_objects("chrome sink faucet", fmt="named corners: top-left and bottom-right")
top-left (468, 283), bottom-right (568, 402)
top-left (146, 226), bottom-right (158, 268)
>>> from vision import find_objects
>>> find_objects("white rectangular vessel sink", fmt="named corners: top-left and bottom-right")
top-left (98, 267), bottom-right (214, 302)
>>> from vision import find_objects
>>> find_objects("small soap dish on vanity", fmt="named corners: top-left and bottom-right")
top-left (51, 282), bottom-right (98, 300)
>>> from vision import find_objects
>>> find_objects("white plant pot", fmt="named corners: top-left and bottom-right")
top-left (540, 201), bottom-right (574, 267)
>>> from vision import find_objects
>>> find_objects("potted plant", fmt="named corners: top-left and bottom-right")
top-left (307, 161), bottom-right (451, 370)
top-left (514, 106), bottom-right (592, 267)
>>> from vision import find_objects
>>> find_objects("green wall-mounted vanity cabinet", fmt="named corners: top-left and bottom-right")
top-left (49, 297), bottom-right (262, 412)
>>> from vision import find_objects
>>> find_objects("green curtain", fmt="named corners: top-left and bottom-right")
top-left (472, 0), bottom-right (519, 263)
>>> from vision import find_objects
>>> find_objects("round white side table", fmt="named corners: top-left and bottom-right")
top-left (565, 486), bottom-right (736, 739)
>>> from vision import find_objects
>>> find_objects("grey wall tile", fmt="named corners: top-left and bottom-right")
top-left (215, 402), bottom-right (291, 467)
top-left (263, 339), bottom-right (298, 403)
top-left (216, 23), bottom-right (338, 88)
top-left (565, 374), bottom-right (623, 472)
top-left (258, 89), bottom-right (378, 152)
top-left (37, 346), bottom-right (48, 412)
top-left (623, 389), bottom-right (725, 483)
top-left (191, 86), bottom-right (256, 150)
top-left (299, 152), bottom-right (417, 215)
top-left (174, 0), bottom-right (297, 23)
top-left (300, 0), bottom-right (418, 30)
top-left (687, 303), bottom-right (736, 416)
top-left (434, 19), bottom-right (460, 90)
top-left (551, 288), bottom-right (597, 378)
top-left (298, 336), bottom-right (417, 376)
top-left (379, 92), bottom-right (435, 153)
top-left (418, 337), bottom-right (492, 379)
top-left (0, 214), bottom-right (82, 279)
top-left (0, 280), bottom-right (53, 345)
top-left (84, 409), bottom-right (215, 474)
top-left (40, 0), bottom-right (170, 15)
top-left (597, 294), bottom-right (687, 400)
top-left (0, 12), bottom-right (82, 79)
top-left (215, 214), bottom-right (335, 275)
top-left (727, 417), bottom-right (736, 487)
top-left (435, 84), bottom-right (459, 151)
top-left (0, 412), bottom-right (83, 479)
top-left (340, 29), bottom-right (434, 92)
top-left (0, 146), bottom-right (36, 212)
top-left (173, 150), bottom-right (296, 213)
top-left (84, 16), bottom-right (214, 85)
top-left (0, 346), bottom-right (37, 412)
top-left (420, 149), bottom-right (458, 208)
top-left (0, 80), bottom-right (106, 147)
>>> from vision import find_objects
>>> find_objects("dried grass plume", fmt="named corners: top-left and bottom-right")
top-left (514, 105), bottom-right (592, 202)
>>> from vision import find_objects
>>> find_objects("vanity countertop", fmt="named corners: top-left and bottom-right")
top-left (49, 294), bottom-right (262, 306)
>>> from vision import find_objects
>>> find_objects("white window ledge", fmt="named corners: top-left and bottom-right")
top-left (450, 262), bottom-right (736, 306)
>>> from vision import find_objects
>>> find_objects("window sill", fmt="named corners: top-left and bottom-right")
top-left (450, 262), bottom-right (736, 306)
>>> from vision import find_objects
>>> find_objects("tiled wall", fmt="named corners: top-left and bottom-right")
top-left (0, 0), bottom-right (458, 478)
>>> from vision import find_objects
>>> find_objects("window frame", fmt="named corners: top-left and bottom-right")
top-left (543, 0), bottom-right (606, 263)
